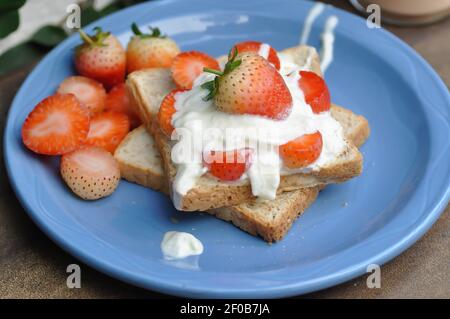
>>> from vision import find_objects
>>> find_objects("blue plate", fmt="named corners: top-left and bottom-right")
top-left (4, 0), bottom-right (450, 298)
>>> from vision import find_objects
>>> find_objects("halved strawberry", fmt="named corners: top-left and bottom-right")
top-left (279, 132), bottom-right (323, 169)
top-left (57, 76), bottom-right (106, 116)
top-left (22, 94), bottom-right (90, 155)
top-left (203, 148), bottom-right (253, 181)
top-left (157, 88), bottom-right (186, 137)
top-left (298, 71), bottom-right (330, 113)
top-left (60, 146), bottom-right (120, 200)
top-left (235, 41), bottom-right (280, 70)
top-left (105, 83), bottom-right (140, 129)
top-left (171, 51), bottom-right (220, 89)
top-left (85, 112), bottom-right (130, 153)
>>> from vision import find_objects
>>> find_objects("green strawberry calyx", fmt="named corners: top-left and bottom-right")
top-left (131, 23), bottom-right (165, 39)
top-left (201, 46), bottom-right (242, 101)
top-left (78, 27), bottom-right (110, 47)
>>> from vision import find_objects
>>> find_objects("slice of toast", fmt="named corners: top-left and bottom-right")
top-left (127, 45), bottom-right (363, 211)
top-left (115, 105), bottom-right (369, 242)
top-left (114, 126), bottom-right (168, 193)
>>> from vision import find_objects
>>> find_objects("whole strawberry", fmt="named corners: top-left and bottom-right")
top-left (126, 23), bottom-right (180, 73)
top-left (75, 27), bottom-right (126, 89)
top-left (202, 48), bottom-right (292, 120)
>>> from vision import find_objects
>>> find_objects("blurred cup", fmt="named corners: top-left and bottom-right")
top-left (350, 0), bottom-right (450, 26)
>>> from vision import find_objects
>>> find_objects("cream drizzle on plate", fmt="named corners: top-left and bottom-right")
top-left (320, 16), bottom-right (338, 73)
top-left (300, 2), bottom-right (325, 45)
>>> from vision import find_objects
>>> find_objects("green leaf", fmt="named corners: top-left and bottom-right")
top-left (80, 6), bottom-right (102, 27)
top-left (30, 25), bottom-right (67, 47)
top-left (0, 0), bottom-right (26, 11)
top-left (99, 3), bottom-right (122, 16)
top-left (0, 10), bottom-right (19, 39)
top-left (0, 42), bottom-right (45, 76)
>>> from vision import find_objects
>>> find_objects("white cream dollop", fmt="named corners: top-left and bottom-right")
top-left (169, 53), bottom-right (346, 201)
top-left (161, 231), bottom-right (204, 260)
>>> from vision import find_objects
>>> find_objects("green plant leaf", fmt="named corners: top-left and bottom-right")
top-left (0, 42), bottom-right (45, 77)
top-left (0, 0), bottom-right (26, 11)
top-left (99, 3), bottom-right (122, 16)
top-left (80, 6), bottom-right (102, 27)
top-left (0, 10), bottom-right (20, 39)
top-left (30, 25), bottom-right (67, 47)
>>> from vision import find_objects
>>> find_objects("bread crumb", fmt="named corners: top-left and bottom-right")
top-left (170, 217), bottom-right (179, 224)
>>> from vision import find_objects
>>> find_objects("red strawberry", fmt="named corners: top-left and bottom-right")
top-left (203, 148), bottom-right (253, 181)
top-left (75, 27), bottom-right (126, 89)
top-left (126, 23), bottom-right (180, 73)
top-left (22, 94), bottom-right (90, 155)
top-left (171, 51), bottom-right (220, 89)
top-left (157, 88), bottom-right (186, 137)
top-left (298, 71), bottom-right (330, 113)
top-left (85, 112), bottom-right (130, 153)
top-left (60, 146), bottom-right (120, 200)
top-left (235, 41), bottom-right (280, 70)
top-left (203, 49), bottom-right (292, 120)
top-left (279, 132), bottom-right (323, 169)
top-left (57, 76), bottom-right (106, 116)
top-left (105, 83), bottom-right (140, 129)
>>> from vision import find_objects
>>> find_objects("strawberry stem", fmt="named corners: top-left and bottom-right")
top-left (203, 68), bottom-right (223, 76)
top-left (131, 22), bottom-right (165, 38)
top-left (131, 23), bottom-right (143, 36)
top-left (78, 29), bottom-right (95, 46)
top-left (201, 46), bottom-right (242, 101)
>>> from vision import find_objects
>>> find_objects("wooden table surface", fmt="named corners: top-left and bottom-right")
top-left (0, 1), bottom-right (448, 298)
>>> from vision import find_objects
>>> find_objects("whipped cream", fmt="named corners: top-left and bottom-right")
top-left (258, 43), bottom-right (271, 59)
top-left (170, 53), bottom-right (346, 201)
top-left (161, 231), bottom-right (204, 260)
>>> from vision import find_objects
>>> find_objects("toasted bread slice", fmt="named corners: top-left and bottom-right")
top-left (127, 45), bottom-right (363, 211)
top-left (114, 126), bottom-right (168, 193)
top-left (115, 105), bottom-right (369, 241)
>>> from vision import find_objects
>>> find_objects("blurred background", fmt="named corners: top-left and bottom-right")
top-left (0, 0), bottom-right (449, 78)
top-left (0, 0), bottom-right (147, 76)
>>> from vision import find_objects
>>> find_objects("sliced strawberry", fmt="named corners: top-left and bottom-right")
top-left (85, 112), bottom-right (130, 153)
top-left (105, 83), bottom-right (140, 129)
top-left (60, 146), bottom-right (120, 200)
top-left (157, 88), bottom-right (186, 137)
top-left (279, 132), bottom-right (323, 169)
top-left (235, 41), bottom-right (280, 70)
top-left (22, 94), bottom-right (90, 155)
top-left (298, 71), bottom-right (330, 113)
top-left (57, 76), bottom-right (106, 116)
top-left (171, 51), bottom-right (220, 89)
top-left (203, 148), bottom-right (253, 181)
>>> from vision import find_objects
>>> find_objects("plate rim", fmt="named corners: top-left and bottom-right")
top-left (3, 0), bottom-right (450, 298)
